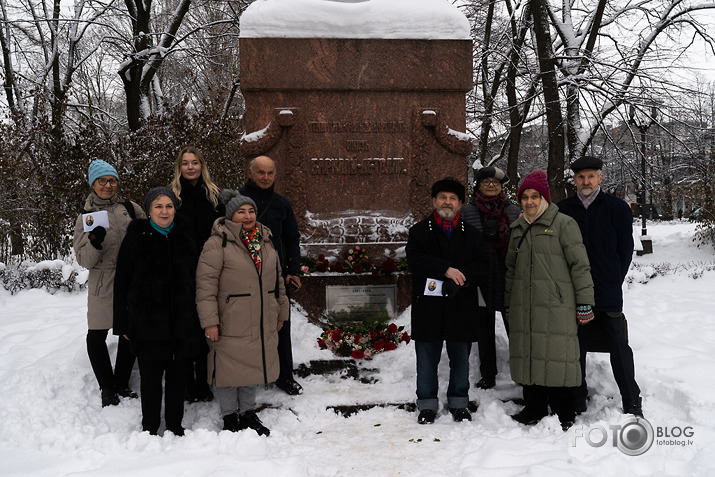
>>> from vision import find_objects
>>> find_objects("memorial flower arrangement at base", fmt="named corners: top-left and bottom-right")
top-left (300, 250), bottom-right (408, 275)
top-left (317, 320), bottom-right (411, 359)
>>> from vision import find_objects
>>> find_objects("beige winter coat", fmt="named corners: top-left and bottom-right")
top-left (73, 192), bottom-right (145, 329)
top-left (196, 218), bottom-right (289, 387)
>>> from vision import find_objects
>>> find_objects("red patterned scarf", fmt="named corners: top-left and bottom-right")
top-left (240, 227), bottom-right (262, 272)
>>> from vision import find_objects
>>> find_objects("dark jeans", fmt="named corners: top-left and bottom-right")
top-left (86, 329), bottom-right (135, 390)
top-left (523, 384), bottom-right (576, 423)
top-left (138, 358), bottom-right (186, 434)
top-left (415, 340), bottom-right (472, 411)
top-left (476, 308), bottom-right (497, 379)
top-left (577, 311), bottom-right (641, 403)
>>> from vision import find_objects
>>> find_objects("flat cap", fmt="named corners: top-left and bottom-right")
top-left (570, 156), bottom-right (603, 173)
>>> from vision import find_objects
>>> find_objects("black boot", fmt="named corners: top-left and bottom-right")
top-left (239, 411), bottom-right (270, 436)
top-left (223, 412), bottom-right (240, 432)
top-left (116, 386), bottom-right (138, 399)
top-left (623, 397), bottom-right (644, 418)
top-left (101, 388), bottom-right (120, 407)
top-left (511, 408), bottom-right (547, 426)
top-left (476, 377), bottom-right (496, 389)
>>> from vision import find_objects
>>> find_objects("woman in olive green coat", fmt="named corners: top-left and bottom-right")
top-left (504, 170), bottom-right (594, 430)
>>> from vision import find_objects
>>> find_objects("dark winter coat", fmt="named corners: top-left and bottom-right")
top-left (176, 176), bottom-right (225, 250)
top-left (557, 190), bottom-right (634, 313)
top-left (73, 192), bottom-right (146, 330)
top-left (113, 215), bottom-right (203, 361)
top-left (195, 219), bottom-right (289, 387)
top-left (239, 180), bottom-right (301, 276)
top-left (504, 203), bottom-right (593, 387)
top-left (406, 212), bottom-right (489, 342)
top-left (461, 198), bottom-right (521, 313)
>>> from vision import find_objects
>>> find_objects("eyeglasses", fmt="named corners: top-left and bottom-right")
top-left (97, 178), bottom-right (118, 187)
top-left (481, 179), bottom-right (501, 186)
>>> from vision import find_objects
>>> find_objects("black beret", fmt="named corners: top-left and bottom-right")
top-left (570, 156), bottom-right (603, 173)
top-left (431, 177), bottom-right (465, 203)
top-left (475, 166), bottom-right (509, 185)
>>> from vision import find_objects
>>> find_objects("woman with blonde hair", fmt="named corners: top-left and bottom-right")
top-left (170, 145), bottom-right (225, 403)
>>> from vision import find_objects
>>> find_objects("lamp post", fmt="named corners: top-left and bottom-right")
top-left (628, 103), bottom-right (657, 254)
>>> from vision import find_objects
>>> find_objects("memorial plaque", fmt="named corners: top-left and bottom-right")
top-left (325, 285), bottom-right (397, 322)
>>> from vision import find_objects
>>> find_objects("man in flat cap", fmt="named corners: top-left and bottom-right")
top-left (406, 177), bottom-right (488, 424)
top-left (558, 156), bottom-right (643, 417)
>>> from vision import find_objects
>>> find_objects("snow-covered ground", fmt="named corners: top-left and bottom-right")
top-left (1, 221), bottom-right (714, 476)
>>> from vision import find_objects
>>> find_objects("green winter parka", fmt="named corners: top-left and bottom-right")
top-left (504, 203), bottom-right (594, 387)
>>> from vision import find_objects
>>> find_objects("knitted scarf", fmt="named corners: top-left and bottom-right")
top-left (473, 191), bottom-right (511, 257)
top-left (150, 220), bottom-right (174, 236)
top-left (433, 210), bottom-right (460, 239)
top-left (240, 226), bottom-right (262, 272)
top-left (577, 185), bottom-right (601, 210)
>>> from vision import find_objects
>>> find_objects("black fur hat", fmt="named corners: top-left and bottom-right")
top-left (431, 177), bottom-right (465, 203)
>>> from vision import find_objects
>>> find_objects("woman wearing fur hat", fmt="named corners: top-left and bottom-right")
top-left (73, 160), bottom-right (146, 408)
top-left (504, 170), bottom-right (594, 431)
top-left (195, 191), bottom-right (289, 436)
top-left (169, 145), bottom-right (225, 403)
top-left (461, 166), bottom-right (521, 389)
top-left (113, 187), bottom-right (203, 436)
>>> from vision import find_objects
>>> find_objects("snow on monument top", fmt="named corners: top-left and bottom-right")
top-left (239, 0), bottom-right (470, 40)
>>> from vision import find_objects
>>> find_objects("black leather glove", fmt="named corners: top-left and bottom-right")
top-left (442, 279), bottom-right (462, 299)
top-left (89, 226), bottom-right (106, 250)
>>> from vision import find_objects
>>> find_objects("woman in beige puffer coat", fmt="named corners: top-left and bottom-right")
top-left (196, 193), bottom-right (289, 436)
top-left (73, 160), bottom-right (145, 407)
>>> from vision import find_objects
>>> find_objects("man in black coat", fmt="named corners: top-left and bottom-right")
top-left (558, 155), bottom-right (643, 417)
top-left (406, 177), bottom-right (488, 424)
top-left (240, 155), bottom-right (303, 395)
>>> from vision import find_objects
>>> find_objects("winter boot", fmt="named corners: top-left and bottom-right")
top-left (222, 412), bottom-right (240, 432)
top-left (239, 410), bottom-right (270, 436)
top-left (101, 388), bottom-right (120, 407)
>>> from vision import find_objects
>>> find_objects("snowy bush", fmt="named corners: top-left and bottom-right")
top-left (0, 260), bottom-right (86, 294)
top-left (627, 261), bottom-right (715, 284)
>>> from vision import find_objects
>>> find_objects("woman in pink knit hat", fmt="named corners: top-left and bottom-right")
top-left (504, 170), bottom-right (594, 431)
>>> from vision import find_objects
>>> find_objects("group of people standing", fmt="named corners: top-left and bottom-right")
top-left (407, 157), bottom-right (643, 431)
top-left (73, 146), bottom-right (641, 436)
top-left (73, 149), bottom-right (302, 437)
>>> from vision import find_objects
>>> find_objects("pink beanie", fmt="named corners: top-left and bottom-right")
top-left (517, 169), bottom-right (551, 202)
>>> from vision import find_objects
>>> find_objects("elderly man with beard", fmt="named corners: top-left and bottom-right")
top-left (558, 156), bottom-right (643, 418)
top-left (406, 177), bottom-right (488, 424)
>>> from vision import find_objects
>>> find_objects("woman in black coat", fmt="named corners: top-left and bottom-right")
top-left (461, 166), bottom-right (521, 389)
top-left (170, 145), bottom-right (224, 402)
top-left (114, 187), bottom-right (203, 436)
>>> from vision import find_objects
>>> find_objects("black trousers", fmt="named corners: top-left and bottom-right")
top-left (277, 286), bottom-right (295, 382)
top-left (476, 308), bottom-right (497, 379)
top-left (523, 384), bottom-right (576, 423)
top-left (138, 358), bottom-right (186, 434)
top-left (184, 340), bottom-right (210, 396)
top-left (576, 311), bottom-right (641, 403)
top-left (86, 329), bottom-right (135, 391)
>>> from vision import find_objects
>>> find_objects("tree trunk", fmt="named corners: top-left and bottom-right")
top-left (531, 0), bottom-right (566, 203)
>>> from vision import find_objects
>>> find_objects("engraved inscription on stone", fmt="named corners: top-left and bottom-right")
top-left (325, 285), bottom-right (397, 321)
top-left (346, 140), bottom-right (369, 151)
top-left (310, 157), bottom-right (407, 175)
top-left (308, 120), bottom-right (407, 133)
